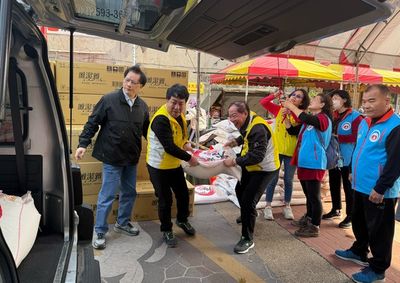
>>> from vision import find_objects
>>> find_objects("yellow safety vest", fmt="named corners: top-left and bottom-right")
top-left (274, 109), bottom-right (299, 156)
top-left (241, 112), bottom-right (280, 172)
top-left (146, 104), bottom-right (188, 169)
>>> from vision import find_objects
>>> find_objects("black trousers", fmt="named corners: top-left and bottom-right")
top-left (147, 165), bottom-right (189, 232)
top-left (350, 191), bottom-right (397, 274)
top-left (328, 166), bottom-right (353, 216)
top-left (236, 169), bottom-right (278, 240)
top-left (300, 180), bottom-right (322, 226)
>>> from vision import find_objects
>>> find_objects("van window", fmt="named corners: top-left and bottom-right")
top-left (72, 0), bottom-right (162, 31)
top-left (0, 71), bottom-right (28, 144)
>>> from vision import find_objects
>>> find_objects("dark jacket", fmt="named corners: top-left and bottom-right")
top-left (78, 89), bottom-right (150, 166)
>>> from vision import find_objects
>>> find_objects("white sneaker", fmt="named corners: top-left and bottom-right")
top-left (92, 233), bottom-right (106, 250)
top-left (263, 206), bottom-right (274, 220)
top-left (283, 206), bottom-right (294, 220)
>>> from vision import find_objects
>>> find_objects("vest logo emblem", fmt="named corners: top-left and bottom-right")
top-left (342, 122), bottom-right (351, 131)
top-left (369, 130), bottom-right (381, 142)
top-left (307, 125), bottom-right (314, 131)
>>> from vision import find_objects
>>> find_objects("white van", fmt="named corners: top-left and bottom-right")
top-left (0, 0), bottom-right (392, 282)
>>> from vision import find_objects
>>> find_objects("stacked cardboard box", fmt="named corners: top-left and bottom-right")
top-left (132, 180), bottom-right (195, 221)
top-left (54, 61), bottom-right (190, 222)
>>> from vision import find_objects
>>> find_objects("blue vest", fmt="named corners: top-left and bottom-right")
top-left (351, 112), bottom-right (400, 198)
top-left (337, 110), bottom-right (361, 166)
top-left (298, 115), bottom-right (332, 170)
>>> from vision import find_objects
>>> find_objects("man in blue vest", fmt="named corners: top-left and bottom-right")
top-left (335, 84), bottom-right (400, 283)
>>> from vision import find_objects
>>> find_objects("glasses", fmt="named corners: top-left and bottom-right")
top-left (124, 78), bottom-right (141, 85)
top-left (290, 93), bottom-right (304, 100)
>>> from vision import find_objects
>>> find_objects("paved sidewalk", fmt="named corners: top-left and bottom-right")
top-left (94, 204), bottom-right (278, 282)
top-left (274, 203), bottom-right (400, 283)
top-left (94, 202), bottom-right (357, 282)
top-left (215, 202), bottom-right (352, 283)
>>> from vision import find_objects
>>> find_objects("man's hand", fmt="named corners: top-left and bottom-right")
top-left (188, 156), bottom-right (199, 167)
top-left (223, 158), bottom-right (236, 167)
top-left (183, 142), bottom-right (194, 152)
top-left (369, 189), bottom-right (384, 204)
top-left (75, 147), bottom-right (86, 161)
top-left (224, 139), bottom-right (238, 148)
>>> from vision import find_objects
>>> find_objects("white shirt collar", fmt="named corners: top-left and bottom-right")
top-left (123, 90), bottom-right (137, 106)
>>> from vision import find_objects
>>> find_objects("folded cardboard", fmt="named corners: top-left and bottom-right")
top-left (55, 61), bottom-right (188, 97)
top-left (67, 125), bottom-right (98, 162)
top-left (78, 161), bottom-right (103, 196)
top-left (59, 93), bottom-right (103, 125)
top-left (140, 97), bottom-right (165, 117)
top-left (55, 61), bottom-right (127, 94)
top-left (136, 154), bottom-right (149, 181)
top-left (141, 68), bottom-right (188, 99)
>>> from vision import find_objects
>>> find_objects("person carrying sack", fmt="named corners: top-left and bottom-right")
top-left (146, 84), bottom-right (199, 248)
top-left (224, 101), bottom-right (280, 254)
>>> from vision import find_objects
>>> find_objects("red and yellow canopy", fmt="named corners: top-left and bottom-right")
top-left (211, 56), bottom-right (342, 83)
top-left (211, 55), bottom-right (400, 87)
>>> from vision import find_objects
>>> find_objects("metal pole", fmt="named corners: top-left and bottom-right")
top-left (195, 52), bottom-right (201, 148)
top-left (354, 52), bottom-right (360, 108)
top-left (207, 84), bottom-right (211, 128)
top-left (0, 0), bottom-right (12, 122)
top-left (132, 44), bottom-right (136, 65)
top-left (245, 76), bottom-right (249, 102)
top-left (69, 29), bottom-right (75, 154)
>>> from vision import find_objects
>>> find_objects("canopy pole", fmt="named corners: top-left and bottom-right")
top-left (245, 76), bottom-right (249, 102)
top-left (340, 82), bottom-right (343, 90)
top-left (354, 52), bottom-right (360, 108)
top-left (195, 51), bottom-right (201, 149)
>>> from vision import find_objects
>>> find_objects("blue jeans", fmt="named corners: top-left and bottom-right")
top-left (265, 154), bottom-right (296, 203)
top-left (95, 163), bottom-right (137, 234)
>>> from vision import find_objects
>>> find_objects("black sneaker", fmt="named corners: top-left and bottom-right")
top-left (176, 221), bottom-right (196, 236)
top-left (163, 231), bottom-right (177, 247)
top-left (338, 216), bottom-right (352, 229)
top-left (291, 214), bottom-right (309, 228)
top-left (234, 237), bottom-right (255, 254)
top-left (322, 210), bottom-right (341, 220)
top-left (236, 216), bottom-right (242, 224)
top-left (294, 223), bottom-right (320, 237)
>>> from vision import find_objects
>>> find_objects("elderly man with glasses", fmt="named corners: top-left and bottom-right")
top-left (75, 65), bottom-right (150, 250)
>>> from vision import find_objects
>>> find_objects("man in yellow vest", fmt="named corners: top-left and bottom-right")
top-left (224, 101), bottom-right (280, 254)
top-left (146, 84), bottom-right (199, 247)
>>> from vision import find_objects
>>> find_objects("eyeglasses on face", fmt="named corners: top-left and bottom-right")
top-left (290, 93), bottom-right (304, 99)
top-left (124, 78), bottom-right (141, 85)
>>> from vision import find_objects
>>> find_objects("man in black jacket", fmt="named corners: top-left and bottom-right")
top-left (224, 102), bottom-right (280, 254)
top-left (75, 65), bottom-right (150, 250)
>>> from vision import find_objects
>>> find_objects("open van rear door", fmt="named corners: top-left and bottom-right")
top-left (24, 0), bottom-right (393, 60)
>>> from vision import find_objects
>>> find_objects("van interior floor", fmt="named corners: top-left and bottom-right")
top-left (17, 233), bottom-right (64, 283)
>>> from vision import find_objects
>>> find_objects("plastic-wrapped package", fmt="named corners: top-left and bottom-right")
top-left (182, 148), bottom-right (242, 180)
top-left (0, 191), bottom-right (41, 267)
top-left (194, 185), bottom-right (229, 204)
